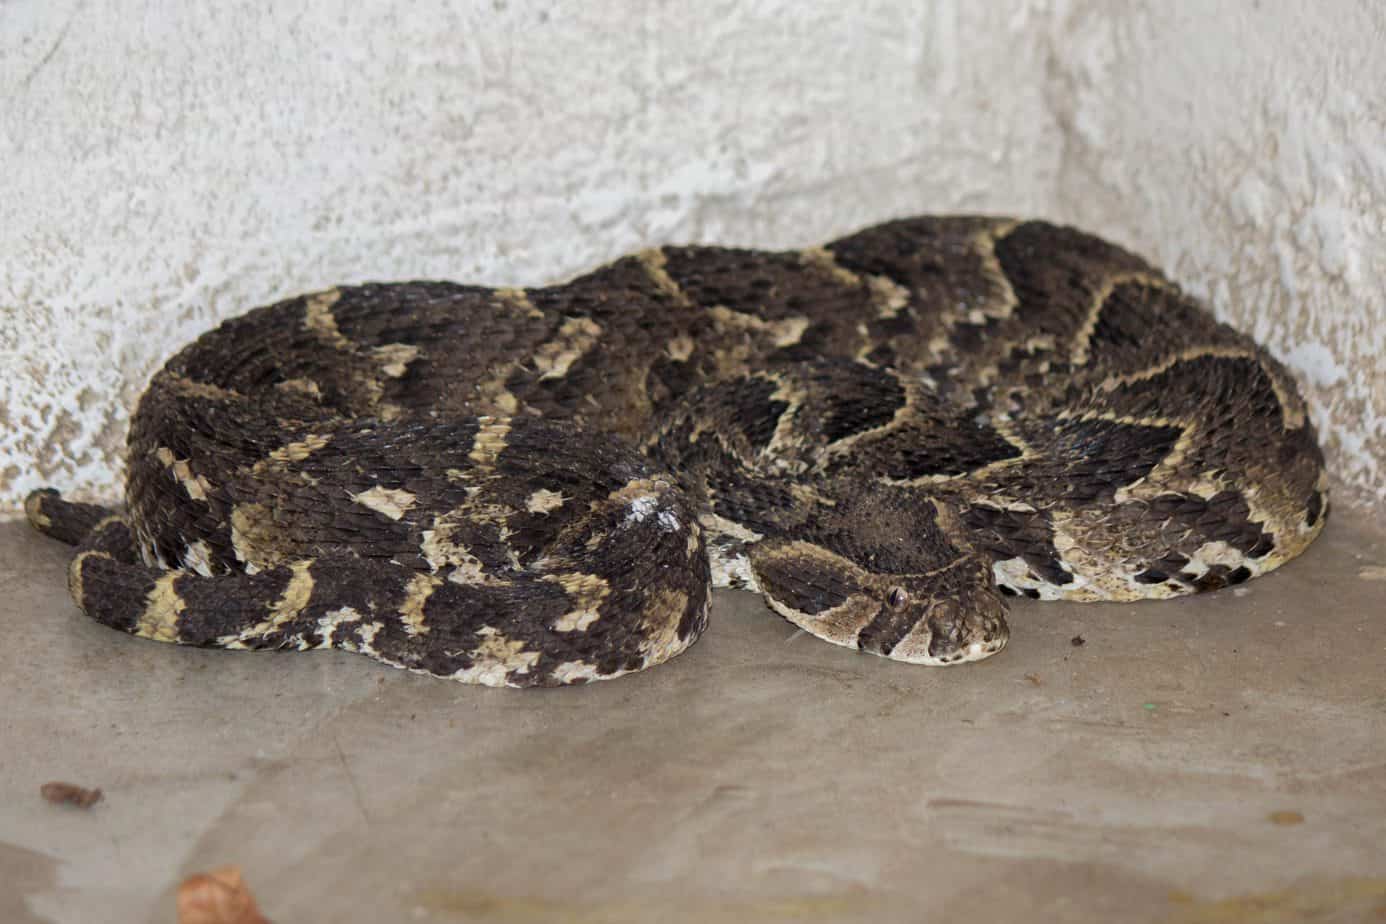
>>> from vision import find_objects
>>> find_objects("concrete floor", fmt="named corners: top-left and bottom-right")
top-left (2, 511), bottom-right (1384, 924)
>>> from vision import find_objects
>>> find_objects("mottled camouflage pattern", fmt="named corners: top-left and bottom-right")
top-left (27, 217), bottom-right (1326, 683)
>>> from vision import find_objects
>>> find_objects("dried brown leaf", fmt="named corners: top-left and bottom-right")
top-left (40, 781), bottom-right (103, 808)
top-left (176, 866), bottom-right (271, 924)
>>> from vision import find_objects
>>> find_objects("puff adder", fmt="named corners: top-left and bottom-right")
top-left (26, 216), bottom-right (1328, 686)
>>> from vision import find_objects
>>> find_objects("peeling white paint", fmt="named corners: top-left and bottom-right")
top-left (1284, 343), bottom-right (1347, 389)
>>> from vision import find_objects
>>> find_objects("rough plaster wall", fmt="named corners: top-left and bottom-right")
top-left (0, 1), bottom-right (1062, 515)
top-left (1040, 1), bottom-right (1386, 514)
top-left (2, 0), bottom-right (1382, 517)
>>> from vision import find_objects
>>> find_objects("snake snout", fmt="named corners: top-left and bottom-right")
top-left (884, 588), bottom-right (1009, 666)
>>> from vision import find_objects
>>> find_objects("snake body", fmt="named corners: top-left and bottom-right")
top-left (26, 216), bottom-right (1328, 686)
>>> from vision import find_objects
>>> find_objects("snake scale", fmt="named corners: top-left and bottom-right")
top-left (26, 216), bottom-right (1328, 687)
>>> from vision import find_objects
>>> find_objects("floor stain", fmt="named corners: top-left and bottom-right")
top-left (0, 841), bottom-right (59, 924)
top-left (1165, 877), bottom-right (1386, 923)
top-left (415, 886), bottom-right (878, 922)
top-left (1266, 810), bottom-right (1304, 826)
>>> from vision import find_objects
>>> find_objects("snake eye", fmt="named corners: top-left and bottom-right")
top-left (887, 586), bottom-right (908, 609)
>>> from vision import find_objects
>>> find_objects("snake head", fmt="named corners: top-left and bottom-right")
top-left (751, 541), bottom-right (1009, 666)
top-left (866, 582), bottom-right (1009, 665)
top-left (857, 560), bottom-right (1010, 665)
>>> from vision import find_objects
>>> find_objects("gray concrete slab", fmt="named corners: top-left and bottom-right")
top-left (2, 511), bottom-right (1384, 923)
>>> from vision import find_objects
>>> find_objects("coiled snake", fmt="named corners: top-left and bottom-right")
top-left (26, 216), bottom-right (1328, 686)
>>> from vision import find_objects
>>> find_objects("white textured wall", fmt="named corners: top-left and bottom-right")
top-left (1041, 2), bottom-right (1386, 515)
top-left (2, 0), bottom-right (1382, 516)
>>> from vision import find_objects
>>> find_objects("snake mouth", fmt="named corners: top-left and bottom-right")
top-left (957, 632), bottom-right (1009, 664)
top-left (926, 629), bottom-right (1008, 665)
